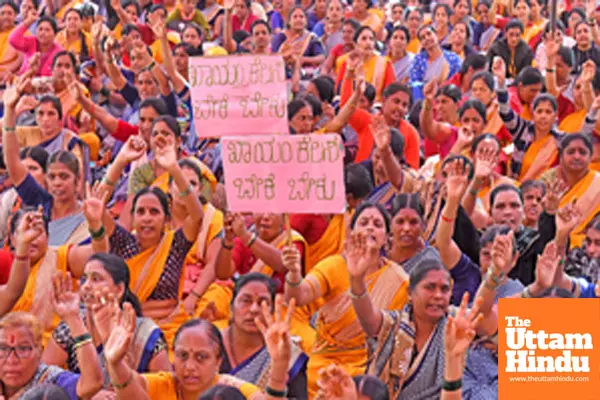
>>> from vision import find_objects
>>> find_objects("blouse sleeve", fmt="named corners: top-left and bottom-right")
top-left (109, 224), bottom-right (139, 260)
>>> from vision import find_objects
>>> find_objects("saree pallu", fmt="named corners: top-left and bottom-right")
top-left (368, 181), bottom-right (397, 212)
top-left (183, 203), bottom-right (223, 295)
top-left (558, 109), bottom-right (586, 133)
top-left (304, 255), bottom-right (409, 398)
top-left (557, 170), bottom-right (600, 248)
top-left (227, 343), bottom-right (307, 391)
top-left (367, 305), bottom-right (453, 400)
top-left (48, 212), bottom-right (88, 246)
top-left (126, 230), bottom-right (189, 348)
top-left (11, 246), bottom-right (70, 346)
top-left (144, 373), bottom-right (263, 399)
top-left (518, 135), bottom-right (558, 182)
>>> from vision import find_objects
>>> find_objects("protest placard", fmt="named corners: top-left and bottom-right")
top-left (222, 134), bottom-right (345, 213)
top-left (189, 55), bottom-right (289, 137)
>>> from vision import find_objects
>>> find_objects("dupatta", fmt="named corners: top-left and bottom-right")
top-left (11, 246), bottom-right (70, 345)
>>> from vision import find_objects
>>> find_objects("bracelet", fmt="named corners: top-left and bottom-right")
top-left (487, 267), bottom-right (505, 287)
top-left (73, 333), bottom-right (92, 346)
top-left (441, 214), bottom-right (455, 223)
top-left (14, 253), bottom-right (29, 262)
top-left (111, 369), bottom-right (134, 390)
top-left (189, 290), bottom-right (202, 298)
top-left (3, 126), bottom-right (16, 133)
top-left (285, 274), bottom-right (303, 288)
top-left (469, 188), bottom-right (479, 196)
top-left (89, 226), bottom-right (106, 240)
top-left (247, 232), bottom-right (258, 248)
top-left (545, 68), bottom-right (556, 73)
top-left (73, 337), bottom-right (93, 351)
top-left (102, 177), bottom-right (117, 187)
top-left (148, 60), bottom-right (156, 70)
top-left (221, 238), bottom-right (234, 250)
top-left (521, 286), bottom-right (533, 298)
top-left (179, 183), bottom-right (193, 197)
top-left (349, 288), bottom-right (368, 300)
top-left (100, 86), bottom-right (111, 97)
top-left (265, 386), bottom-right (288, 398)
top-left (442, 378), bottom-right (462, 391)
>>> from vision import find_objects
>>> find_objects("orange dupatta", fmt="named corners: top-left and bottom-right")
top-left (128, 230), bottom-right (177, 302)
top-left (518, 135), bottom-right (558, 182)
top-left (11, 246), bottom-right (70, 345)
top-left (558, 170), bottom-right (600, 248)
top-left (558, 109), bottom-right (586, 133)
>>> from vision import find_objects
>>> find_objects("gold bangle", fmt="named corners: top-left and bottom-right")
top-left (285, 274), bottom-right (302, 288)
top-left (111, 369), bottom-right (134, 390)
top-left (73, 338), bottom-right (93, 351)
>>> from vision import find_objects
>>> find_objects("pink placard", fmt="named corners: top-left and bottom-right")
top-left (222, 134), bottom-right (346, 213)
top-left (189, 55), bottom-right (289, 137)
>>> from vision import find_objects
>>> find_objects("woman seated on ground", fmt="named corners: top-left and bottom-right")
top-left (42, 253), bottom-right (172, 381)
top-left (0, 273), bottom-right (105, 399)
top-left (103, 293), bottom-right (296, 399)
top-left (220, 273), bottom-right (308, 399)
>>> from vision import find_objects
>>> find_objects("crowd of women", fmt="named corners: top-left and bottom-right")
top-left (0, 0), bottom-right (600, 397)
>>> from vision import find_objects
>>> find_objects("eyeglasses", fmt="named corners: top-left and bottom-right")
top-left (0, 344), bottom-right (34, 359)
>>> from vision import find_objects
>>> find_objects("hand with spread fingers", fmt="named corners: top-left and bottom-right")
top-left (90, 288), bottom-right (121, 344)
top-left (445, 158), bottom-right (471, 203)
top-left (533, 241), bottom-right (561, 292)
top-left (51, 272), bottom-right (81, 321)
top-left (256, 294), bottom-right (294, 366)
top-left (345, 231), bottom-right (377, 280)
top-left (490, 230), bottom-right (517, 276)
top-left (541, 178), bottom-right (567, 215)
top-left (104, 303), bottom-right (137, 365)
top-left (445, 292), bottom-right (482, 360)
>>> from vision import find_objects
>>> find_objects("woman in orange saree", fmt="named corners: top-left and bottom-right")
top-left (101, 117), bottom-right (204, 349)
top-left (335, 26), bottom-right (395, 102)
top-left (541, 134), bottom-right (600, 249)
top-left (284, 202), bottom-right (410, 398)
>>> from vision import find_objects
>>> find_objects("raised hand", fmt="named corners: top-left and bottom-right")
top-left (67, 78), bottom-right (85, 101)
top-left (104, 303), bottom-right (136, 365)
top-left (346, 48), bottom-right (362, 72)
top-left (455, 126), bottom-right (475, 151)
top-left (149, 17), bottom-right (166, 39)
top-left (372, 115), bottom-right (391, 150)
top-left (350, 77), bottom-right (366, 104)
top-left (315, 365), bottom-right (358, 400)
top-left (154, 138), bottom-right (178, 171)
top-left (474, 145), bottom-right (497, 180)
top-left (91, 16), bottom-right (105, 44)
top-left (423, 79), bottom-right (437, 102)
top-left (229, 213), bottom-right (248, 238)
top-left (224, 0), bottom-right (235, 10)
top-left (3, 75), bottom-right (32, 109)
top-left (25, 53), bottom-right (41, 79)
top-left (223, 212), bottom-right (236, 242)
top-left (16, 206), bottom-right (45, 246)
top-left (255, 294), bottom-right (294, 366)
top-left (490, 230), bottom-right (517, 276)
top-left (541, 178), bottom-right (567, 215)
top-left (51, 272), bottom-right (81, 320)
top-left (535, 241), bottom-right (560, 290)
top-left (83, 182), bottom-right (109, 227)
top-left (281, 245), bottom-right (302, 274)
top-left (118, 135), bottom-right (147, 164)
top-left (492, 56), bottom-right (506, 86)
top-left (24, 8), bottom-right (38, 26)
top-left (344, 232), bottom-right (376, 279)
top-left (581, 60), bottom-right (596, 83)
top-left (445, 292), bottom-right (482, 359)
top-left (445, 158), bottom-right (471, 202)
top-left (90, 288), bottom-right (121, 344)
top-left (556, 200), bottom-right (582, 241)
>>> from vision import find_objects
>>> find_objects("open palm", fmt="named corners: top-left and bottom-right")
top-left (256, 295), bottom-right (293, 365)
top-left (51, 272), bottom-right (80, 320)
top-left (535, 242), bottom-right (559, 289)
top-left (104, 303), bottom-right (136, 364)
top-left (445, 159), bottom-right (470, 202)
top-left (444, 293), bottom-right (481, 359)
